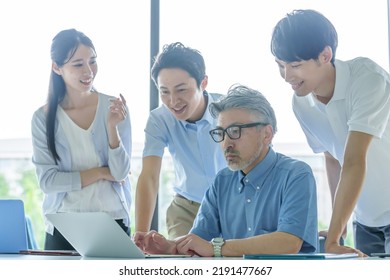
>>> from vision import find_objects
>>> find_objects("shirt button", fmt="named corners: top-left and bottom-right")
top-left (245, 179), bottom-right (249, 183)
top-left (256, 186), bottom-right (260, 190)
top-left (247, 199), bottom-right (251, 203)
top-left (248, 227), bottom-right (252, 231)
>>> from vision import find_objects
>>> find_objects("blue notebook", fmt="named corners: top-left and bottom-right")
top-left (0, 199), bottom-right (28, 253)
top-left (243, 253), bottom-right (359, 260)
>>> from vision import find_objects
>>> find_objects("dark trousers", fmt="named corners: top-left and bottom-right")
top-left (353, 221), bottom-right (390, 255)
top-left (44, 219), bottom-right (130, 250)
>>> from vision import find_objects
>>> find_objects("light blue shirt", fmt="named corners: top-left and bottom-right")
top-left (31, 92), bottom-right (132, 234)
top-left (190, 148), bottom-right (318, 253)
top-left (143, 92), bottom-right (226, 203)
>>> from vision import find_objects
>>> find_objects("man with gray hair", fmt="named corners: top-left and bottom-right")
top-left (134, 84), bottom-right (318, 257)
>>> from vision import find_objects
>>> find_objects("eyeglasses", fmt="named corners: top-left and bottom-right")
top-left (209, 122), bottom-right (269, 143)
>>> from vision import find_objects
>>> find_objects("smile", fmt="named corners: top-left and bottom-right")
top-left (80, 78), bottom-right (93, 85)
top-left (291, 81), bottom-right (304, 91)
top-left (172, 105), bottom-right (186, 114)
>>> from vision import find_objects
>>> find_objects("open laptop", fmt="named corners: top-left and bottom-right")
top-left (0, 199), bottom-right (28, 253)
top-left (46, 212), bottom-right (191, 259)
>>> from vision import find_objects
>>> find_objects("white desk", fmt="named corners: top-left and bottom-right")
top-left (1, 253), bottom-right (386, 260)
top-left (0, 253), bottom-right (82, 260)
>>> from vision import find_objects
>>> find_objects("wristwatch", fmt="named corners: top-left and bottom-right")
top-left (211, 237), bottom-right (225, 257)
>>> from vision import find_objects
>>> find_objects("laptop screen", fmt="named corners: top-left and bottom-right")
top-left (0, 199), bottom-right (28, 253)
top-left (46, 212), bottom-right (193, 259)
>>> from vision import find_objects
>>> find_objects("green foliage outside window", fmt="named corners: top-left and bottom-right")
top-left (1, 169), bottom-right (45, 249)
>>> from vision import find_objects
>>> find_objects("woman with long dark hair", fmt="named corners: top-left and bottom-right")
top-left (31, 29), bottom-right (132, 250)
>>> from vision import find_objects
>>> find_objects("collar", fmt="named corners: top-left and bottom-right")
top-left (238, 147), bottom-right (277, 192)
top-left (331, 59), bottom-right (350, 102)
top-left (306, 59), bottom-right (349, 107)
top-left (181, 91), bottom-right (215, 127)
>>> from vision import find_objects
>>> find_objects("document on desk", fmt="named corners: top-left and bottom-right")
top-left (243, 253), bottom-right (359, 260)
top-left (20, 250), bottom-right (80, 256)
top-left (370, 253), bottom-right (390, 258)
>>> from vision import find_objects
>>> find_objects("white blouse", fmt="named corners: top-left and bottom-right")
top-left (57, 105), bottom-right (126, 220)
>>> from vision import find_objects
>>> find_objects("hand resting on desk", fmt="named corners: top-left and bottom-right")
top-left (133, 230), bottom-right (177, 255)
top-left (134, 231), bottom-right (213, 256)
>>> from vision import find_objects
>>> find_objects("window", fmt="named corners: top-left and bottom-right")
top-left (0, 0), bottom-right (151, 248)
top-left (1, 0), bottom-right (388, 248)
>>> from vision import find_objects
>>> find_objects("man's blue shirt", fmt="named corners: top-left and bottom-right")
top-left (190, 148), bottom-right (318, 252)
top-left (143, 92), bottom-right (226, 202)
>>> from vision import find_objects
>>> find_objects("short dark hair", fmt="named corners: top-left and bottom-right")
top-left (151, 42), bottom-right (206, 88)
top-left (270, 9), bottom-right (338, 63)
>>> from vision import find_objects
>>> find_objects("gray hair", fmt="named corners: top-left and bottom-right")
top-left (209, 84), bottom-right (277, 134)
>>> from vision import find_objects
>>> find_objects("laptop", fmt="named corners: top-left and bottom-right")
top-left (46, 212), bottom-right (191, 259)
top-left (0, 199), bottom-right (28, 253)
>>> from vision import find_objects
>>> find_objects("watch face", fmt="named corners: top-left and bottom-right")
top-left (211, 238), bottom-right (224, 257)
top-left (212, 237), bottom-right (224, 245)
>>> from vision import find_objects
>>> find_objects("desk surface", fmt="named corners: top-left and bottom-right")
top-left (0, 253), bottom-right (82, 260)
top-left (0, 254), bottom-right (213, 260)
top-left (1, 253), bottom-right (387, 260)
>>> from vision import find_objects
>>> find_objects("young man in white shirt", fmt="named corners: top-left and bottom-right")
top-left (271, 9), bottom-right (390, 256)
